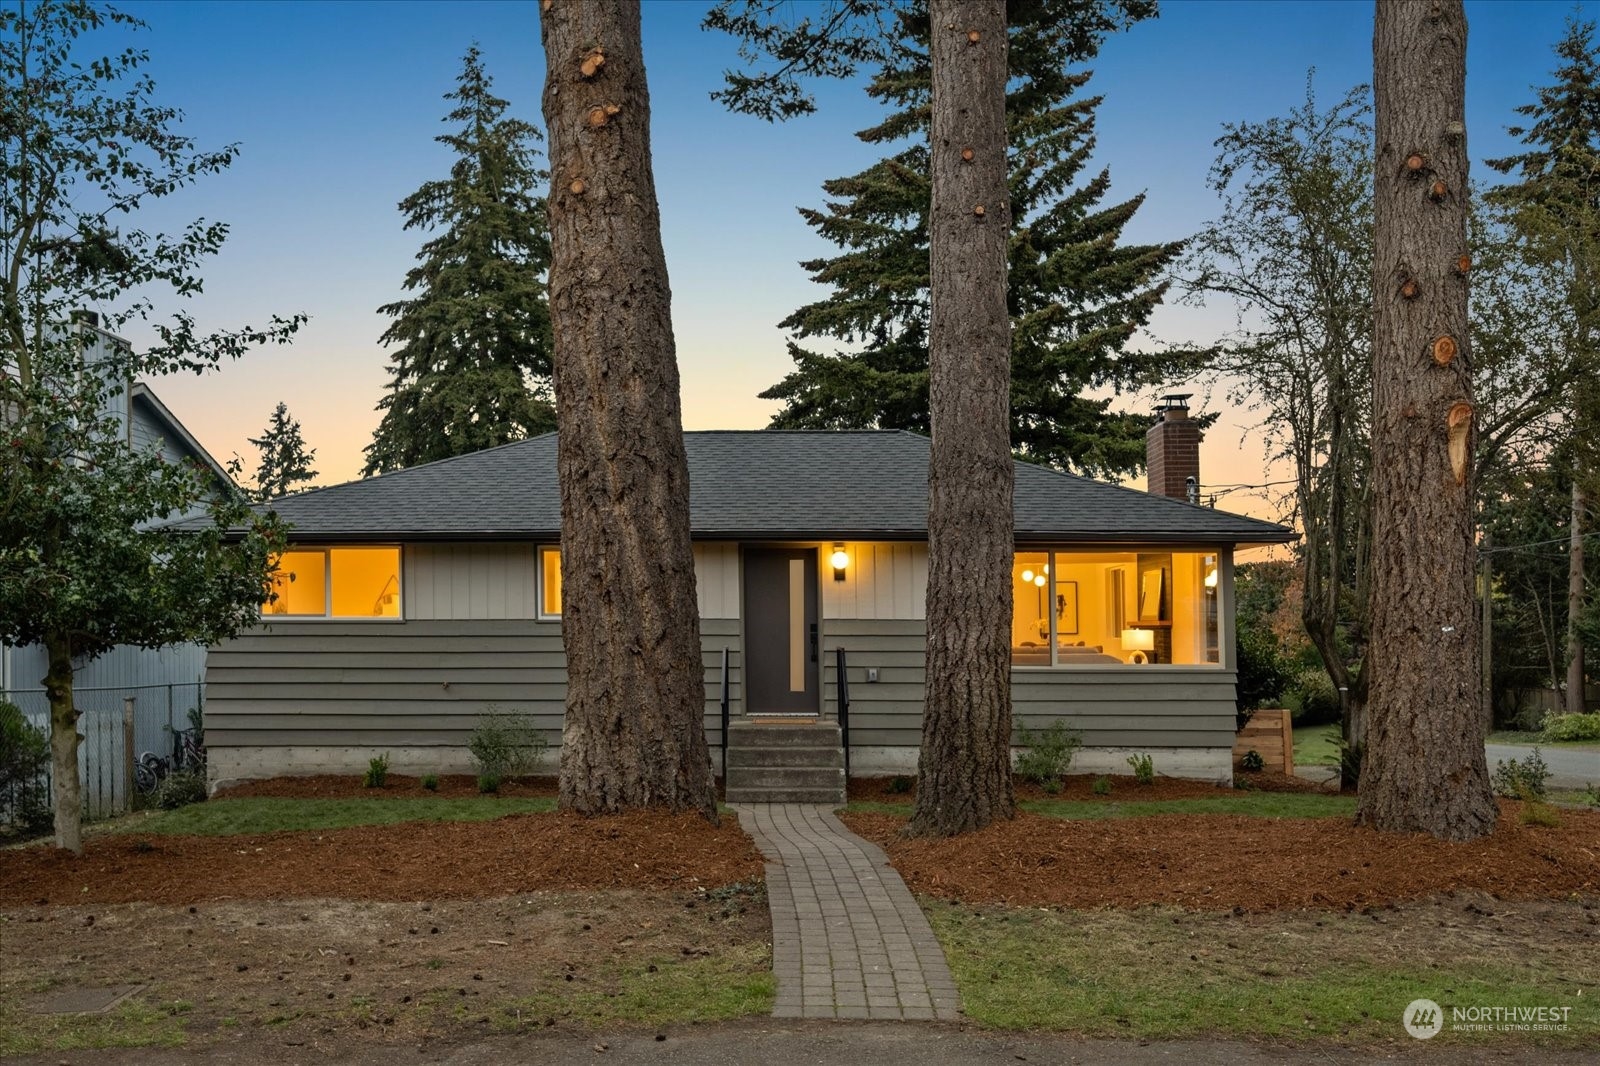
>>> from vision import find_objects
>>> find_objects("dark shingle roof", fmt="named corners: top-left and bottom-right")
top-left (255, 430), bottom-right (1293, 545)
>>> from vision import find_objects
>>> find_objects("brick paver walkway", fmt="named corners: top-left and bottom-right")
top-left (734, 803), bottom-right (961, 1021)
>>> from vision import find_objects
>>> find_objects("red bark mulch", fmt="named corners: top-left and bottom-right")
top-left (849, 771), bottom-right (1329, 803)
top-left (2, 811), bottom-right (765, 906)
top-left (840, 804), bottom-right (1600, 913)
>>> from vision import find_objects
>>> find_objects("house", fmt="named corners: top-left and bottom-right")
top-left (205, 402), bottom-right (1294, 795)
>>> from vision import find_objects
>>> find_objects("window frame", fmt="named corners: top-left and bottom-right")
top-left (1010, 545), bottom-right (1226, 671)
top-left (262, 544), bottom-right (406, 622)
top-left (537, 545), bottom-right (562, 621)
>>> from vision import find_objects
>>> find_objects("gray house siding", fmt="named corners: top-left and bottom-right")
top-left (205, 618), bottom-right (741, 781)
top-left (820, 618), bottom-right (1236, 777)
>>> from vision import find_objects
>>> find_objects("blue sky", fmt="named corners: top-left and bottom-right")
top-left (106, 0), bottom-right (1592, 509)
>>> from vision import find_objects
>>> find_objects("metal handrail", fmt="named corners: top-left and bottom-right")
top-left (719, 646), bottom-right (731, 790)
top-left (835, 645), bottom-right (850, 779)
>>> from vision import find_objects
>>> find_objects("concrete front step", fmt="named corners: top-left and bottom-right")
top-left (726, 722), bottom-right (842, 748)
top-left (726, 766), bottom-right (845, 791)
top-left (725, 784), bottom-right (847, 804)
top-left (727, 745), bottom-right (844, 769)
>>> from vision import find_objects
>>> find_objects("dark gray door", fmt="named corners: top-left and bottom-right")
top-left (743, 548), bottom-right (819, 715)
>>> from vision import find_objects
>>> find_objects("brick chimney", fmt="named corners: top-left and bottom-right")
top-left (1146, 394), bottom-right (1201, 502)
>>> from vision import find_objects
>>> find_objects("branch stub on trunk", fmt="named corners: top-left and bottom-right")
top-left (1431, 335), bottom-right (1458, 366)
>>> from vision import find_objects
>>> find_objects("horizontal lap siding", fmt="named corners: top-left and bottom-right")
top-left (822, 619), bottom-right (1236, 749)
top-left (207, 618), bottom-right (741, 752)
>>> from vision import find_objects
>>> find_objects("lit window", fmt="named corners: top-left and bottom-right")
top-left (263, 547), bottom-right (401, 619)
top-left (540, 547), bottom-right (562, 617)
top-left (1010, 549), bottom-right (1220, 667)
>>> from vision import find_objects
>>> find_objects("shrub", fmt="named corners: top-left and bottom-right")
top-left (1519, 800), bottom-right (1562, 828)
top-left (1338, 738), bottom-right (1363, 789)
top-left (1126, 753), bottom-right (1155, 785)
top-left (1541, 712), bottom-right (1600, 743)
top-left (154, 768), bottom-right (208, 811)
top-left (1491, 748), bottom-right (1550, 800)
top-left (1240, 749), bottom-right (1265, 773)
top-left (1234, 625), bottom-right (1293, 728)
top-left (1584, 784), bottom-right (1599, 809)
top-left (1091, 775), bottom-right (1112, 796)
top-left (420, 773), bottom-right (439, 792)
top-left (468, 710), bottom-right (547, 780)
top-left (477, 772), bottom-right (501, 794)
top-left (364, 753), bottom-right (390, 789)
top-left (886, 774), bottom-right (914, 794)
top-left (1284, 668), bottom-right (1342, 726)
top-left (1013, 721), bottom-right (1081, 788)
top-left (0, 700), bottom-right (51, 835)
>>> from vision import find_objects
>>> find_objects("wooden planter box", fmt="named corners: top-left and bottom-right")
top-left (1234, 709), bottom-right (1294, 776)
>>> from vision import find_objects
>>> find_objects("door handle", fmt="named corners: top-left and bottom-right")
top-left (809, 623), bottom-right (818, 663)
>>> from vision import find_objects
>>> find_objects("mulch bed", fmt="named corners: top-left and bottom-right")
top-left (840, 804), bottom-right (1600, 912)
top-left (849, 772), bottom-right (1328, 803)
top-left (1, 811), bottom-right (765, 906)
top-left (218, 774), bottom-right (561, 799)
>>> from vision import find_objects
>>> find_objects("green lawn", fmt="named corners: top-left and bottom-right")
top-left (849, 792), bottom-right (1355, 820)
top-left (1292, 722), bottom-right (1342, 767)
top-left (930, 902), bottom-right (1598, 1045)
top-left (112, 795), bottom-right (556, 836)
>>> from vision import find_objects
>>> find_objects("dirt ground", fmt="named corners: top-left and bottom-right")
top-left (841, 803), bottom-right (1600, 911)
top-left (218, 775), bottom-right (562, 800)
top-left (0, 887), bottom-right (771, 1052)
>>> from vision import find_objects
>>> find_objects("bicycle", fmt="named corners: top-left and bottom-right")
top-left (133, 726), bottom-right (205, 797)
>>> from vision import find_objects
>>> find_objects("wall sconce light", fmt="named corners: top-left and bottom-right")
top-left (830, 543), bottom-right (849, 582)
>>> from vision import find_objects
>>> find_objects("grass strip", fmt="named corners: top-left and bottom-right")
top-left (114, 796), bottom-right (557, 837)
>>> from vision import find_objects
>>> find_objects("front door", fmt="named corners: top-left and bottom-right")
top-left (742, 548), bottom-right (819, 716)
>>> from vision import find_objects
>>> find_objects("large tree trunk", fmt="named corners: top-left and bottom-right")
top-left (539, 0), bottom-right (715, 819)
top-left (1357, 0), bottom-right (1497, 840)
top-left (44, 632), bottom-right (83, 855)
top-left (906, 0), bottom-right (1016, 838)
top-left (1568, 481), bottom-right (1586, 714)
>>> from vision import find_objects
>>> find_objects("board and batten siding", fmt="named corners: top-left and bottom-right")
top-left (823, 542), bottom-right (927, 621)
top-left (205, 618), bottom-right (741, 778)
top-left (820, 618), bottom-right (1236, 751)
top-left (402, 542), bottom-right (741, 621)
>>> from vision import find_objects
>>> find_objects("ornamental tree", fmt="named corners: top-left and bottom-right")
top-left (0, 1), bottom-right (301, 853)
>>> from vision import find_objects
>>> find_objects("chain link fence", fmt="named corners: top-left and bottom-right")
top-left (6, 682), bottom-right (203, 820)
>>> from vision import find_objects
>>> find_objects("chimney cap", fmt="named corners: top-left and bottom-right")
top-left (1157, 393), bottom-right (1192, 412)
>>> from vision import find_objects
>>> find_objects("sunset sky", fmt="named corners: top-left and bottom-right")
top-left (103, 0), bottom-right (1592, 524)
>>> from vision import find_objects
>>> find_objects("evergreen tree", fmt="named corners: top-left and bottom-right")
top-left (364, 47), bottom-right (554, 476)
top-left (248, 402), bottom-right (319, 501)
top-left (757, 0), bottom-right (1180, 478)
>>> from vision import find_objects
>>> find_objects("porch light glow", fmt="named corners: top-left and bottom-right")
top-left (830, 544), bottom-right (849, 581)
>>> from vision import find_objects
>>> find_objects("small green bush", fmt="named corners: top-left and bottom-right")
top-left (420, 773), bottom-right (439, 791)
top-left (1091, 776), bottom-right (1112, 796)
top-left (468, 710), bottom-right (547, 780)
top-left (1338, 738), bottom-right (1363, 789)
top-left (1519, 800), bottom-right (1562, 828)
top-left (1240, 749), bottom-right (1265, 773)
top-left (364, 753), bottom-right (390, 789)
top-left (1491, 748), bottom-right (1550, 799)
top-left (1013, 721), bottom-right (1082, 788)
top-left (1126, 753), bottom-right (1155, 785)
top-left (0, 700), bottom-right (51, 835)
top-left (477, 772), bottom-right (501, 794)
top-left (1584, 784), bottom-right (1599, 809)
top-left (886, 774), bottom-right (915, 794)
top-left (154, 768), bottom-right (208, 810)
top-left (1541, 712), bottom-right (1600, 743)
top-left (1284, 668), bottom-right (1342, 726)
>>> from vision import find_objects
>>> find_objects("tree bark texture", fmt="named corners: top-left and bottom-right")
top-left (539, 0), bottom-right (716, 820)
top-left (1569, 481), bottom-right (1587, 714)
top-left (1356, 0), bottom-right (1497, 840)
top-left (45, 632), bottom-right (84, 855)
top-left (906, 0), bottom-right (1017, 838)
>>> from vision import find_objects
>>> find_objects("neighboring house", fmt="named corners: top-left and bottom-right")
top-left (206, 402), bottom-right (1294, 792)
top-left (1, 320), bottom-right (230, 723)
